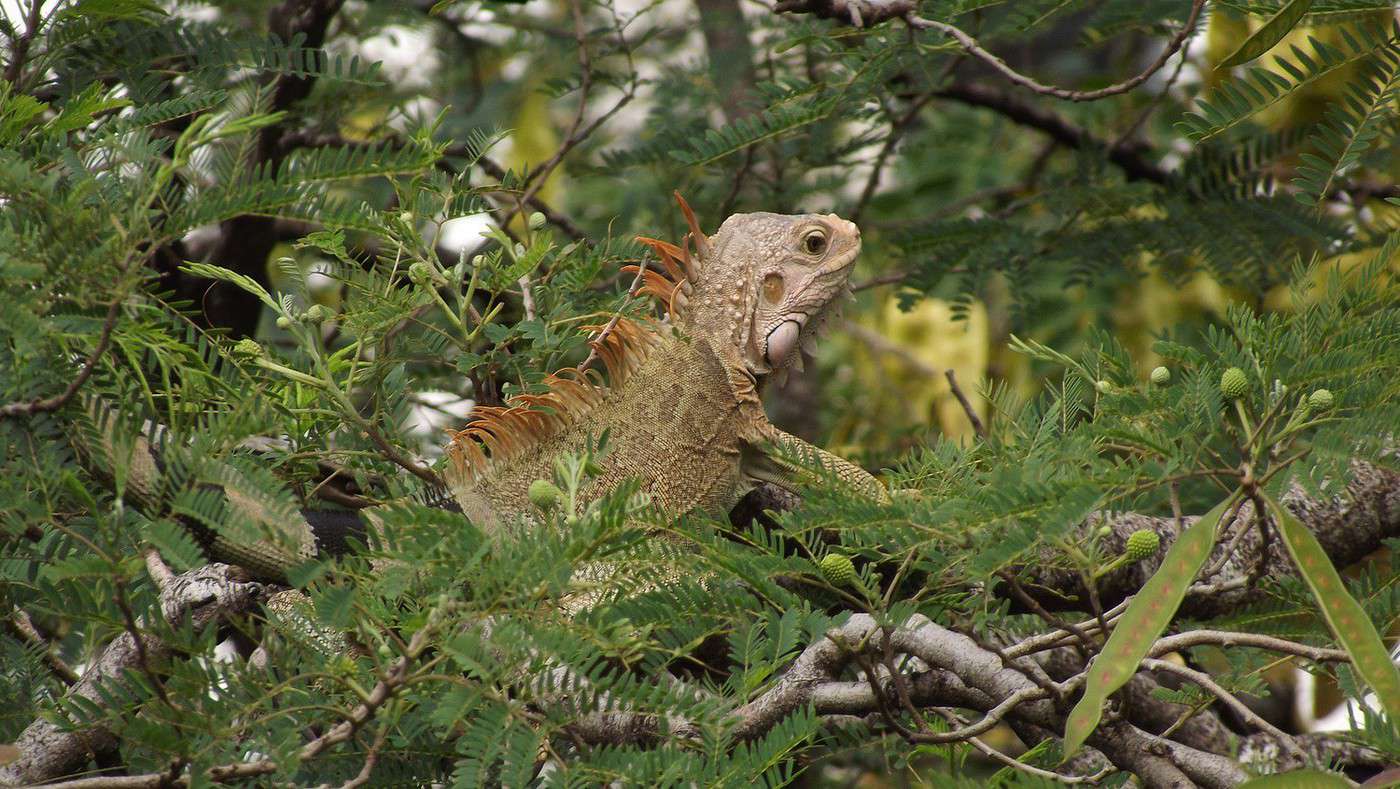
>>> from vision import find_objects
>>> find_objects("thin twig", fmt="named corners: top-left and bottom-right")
top-left (943, 369), bottom-right (987, 439)
top-left (932, 708), bottom-right (1115, 784)
top-left (475, 156), bottom-right (587, 242)
top-left (578, 259), bottom-right (648, 373)
top-left (1, 297), bottom-right (122, 419)
top-left (1141, 658), bottom-right (1306, 763)
top-left (851, 270), bottom-right (911, 291)
top-left (6, 609), bottom-right (80, 685)
top-left (3, 0), bottom-right (44, 86)
top-left (112, 581), bottom-right (175, 711)
top-left (844, 321), bottom-right (939, 377)
top-left (997, 570), bottom-right (1093, 654)
top-left (508, 0), bottom-right (636, 230)
top-left (1149, 630), bottom-right (1349, 664)
top-left (336, 718), bottom-right (390, 789)
top-left (851, 91), bottom-right (938, 223)
top-left (774, 0), bottom-right (1206, 103)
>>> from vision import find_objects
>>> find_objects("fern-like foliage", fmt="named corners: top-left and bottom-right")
top-left (5, 0), bottom-right (1400, 786)
top-left (1180, 20), bottom-right (1400, 141)
top-left (1292, 43), bottom-right (1400, 204)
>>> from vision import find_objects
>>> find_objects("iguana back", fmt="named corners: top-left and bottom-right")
top-left (444, 195), bottom-right (885, 531)
top-left (447, 328), bottom-right (762, 527)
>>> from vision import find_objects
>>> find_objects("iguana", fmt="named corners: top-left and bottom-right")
top-left (445, 194), bottom-right (886, 531)
top-left (75, 195), bottom-right (885, 585)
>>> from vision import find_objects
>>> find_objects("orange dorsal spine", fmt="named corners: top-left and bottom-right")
top-left (446, 195), bottom-right (707, 487)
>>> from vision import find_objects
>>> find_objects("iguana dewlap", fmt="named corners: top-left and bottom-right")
top-left (70, 198), bottom-right (885, 589)
top-left (445, 195), bottom-right (886, 530)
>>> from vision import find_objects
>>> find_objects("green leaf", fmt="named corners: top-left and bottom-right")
top-left (179, 261), bottom-right (279, 311)
top-left (314, 585), bottom-right (355, 629)
top-left (1265, 494), bottom-right (1400, 717)
top-left (142, 518), bottom-right (207, 572)
top-left (1220, 0), bottom-right (1314, 68)
top-left (1181, 24), bottom-right (1399, 142)
top-left (1062, 493), bottom-right (1238, 756)
top-left (1291, 51), bottom-right (1400, 206)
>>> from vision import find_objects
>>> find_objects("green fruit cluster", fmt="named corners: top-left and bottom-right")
top-left (1125, 530), bottom-right (1160, 561)
top-left (1308, 389), bottom-right (1333, 411)
top-left (1219, 367), bottom-right (1248, 400)
top-left (528, 479), bottom-right (563, 510)
top-left (232, 338), bottom-right (263, 359)
top-left (819, 554), bottom-right (856, 587)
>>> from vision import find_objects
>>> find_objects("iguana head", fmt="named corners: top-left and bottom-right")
top-left (704, 211), bottom-right (860, 380)
top-left (635, 198), bottom-right (861, 383)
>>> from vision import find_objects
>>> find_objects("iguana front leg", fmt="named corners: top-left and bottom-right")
top-left (742, 424), bottom-right (890, 503)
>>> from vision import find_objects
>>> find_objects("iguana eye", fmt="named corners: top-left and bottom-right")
top-left (762, 273), bottom-right (785, 303)
top-left (802, 229), bottom-right (828, 256)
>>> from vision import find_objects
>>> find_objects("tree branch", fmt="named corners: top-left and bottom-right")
top-left (931, 82), bottom-right (1169, 183)
top-left (0, 565), bottom-right (264, 786)
top-left (193, 0), bottom-right (346, 338)
top-left (2, 0), bottom-right (44, 87)
top-left (1010, 460), bottom-right (1400, 617)
top-left (774, 0), bottom-right (1205, 103)
top-left (0, 296), bottom-right (122, 420)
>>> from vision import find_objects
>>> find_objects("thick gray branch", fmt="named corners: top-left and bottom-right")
top-left (0, 565), bottom-right (264, 787)
top-left (1018, 461), bottom-right (1400, 617)
top-left (735, 460), bottom-right (1400, 617)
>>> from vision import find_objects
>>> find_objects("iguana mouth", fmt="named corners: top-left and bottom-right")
top-left (765, 314), bottom-right (807, 368)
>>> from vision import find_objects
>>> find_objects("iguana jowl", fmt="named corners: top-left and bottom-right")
top-left (74, 197), bottom-right (884, 584)
top-left (445, 195), bottom-right (886, 529)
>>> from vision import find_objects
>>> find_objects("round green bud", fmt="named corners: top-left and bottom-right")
top-left (408, 261), bottom-right (433, 285)
top-left (1095, 380), bottom-right (1112, 394)
top-left (276, 315), bottom-right (293, 330)
top-left (232, 338), bottom-right (263, 359)
top-left (818, 553), bottom-right (857, 588)
top-left (513, 243), bottom-right (527, 258)
top-left (528, 211), bottom-right (547, 230)
top-left (1096, 524), bottom-right (1113, 538)
top-left (1124, 529), bottom-right (1160, 562)
top-left (1307, 389), bottom-right (1334, 412)
top-left (304, 304), bottom-right (330, 324)
top-left (1150, 366), bottom-right (1171, 386)
top-left (1220, 367), bottom-right (1248, 400)
top-left (527, 479), bottom-right (563, 511)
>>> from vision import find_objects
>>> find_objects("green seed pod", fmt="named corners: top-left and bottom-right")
top-left (1267, 495), bottom-right (1400, 718)
top-left (232, 338), bottom-right (263, 359)
top-left (528, 211), bottom-right (547, 230)
top-left (1150, 366), bottom-right (1170, 386)
top-left (1219, 367), bottom-right (1248, 400)
top-left (1308, 389), bottom-right (1334, 411)
top-left (1095, 380), bottom-right (1112, 394)
top-left (1064, 495), bottom-right (1238, 755)
top-left (1124, 529), bottom-right (1160, 562)
top-left (819, 554), bottom-right (857, 587)
top-left (527, 479), bottom-right (563, 511)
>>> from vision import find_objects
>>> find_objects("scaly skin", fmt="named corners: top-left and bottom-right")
top-left (446, 198), bottom-right (887, 531)
top-left (72, 198), bottom-right (884, 586)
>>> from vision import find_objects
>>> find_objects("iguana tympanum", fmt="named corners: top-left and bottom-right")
top-left (444, 194), bottom-right (886, 532)
top-left (79, 195), bottom-right (885, 586)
